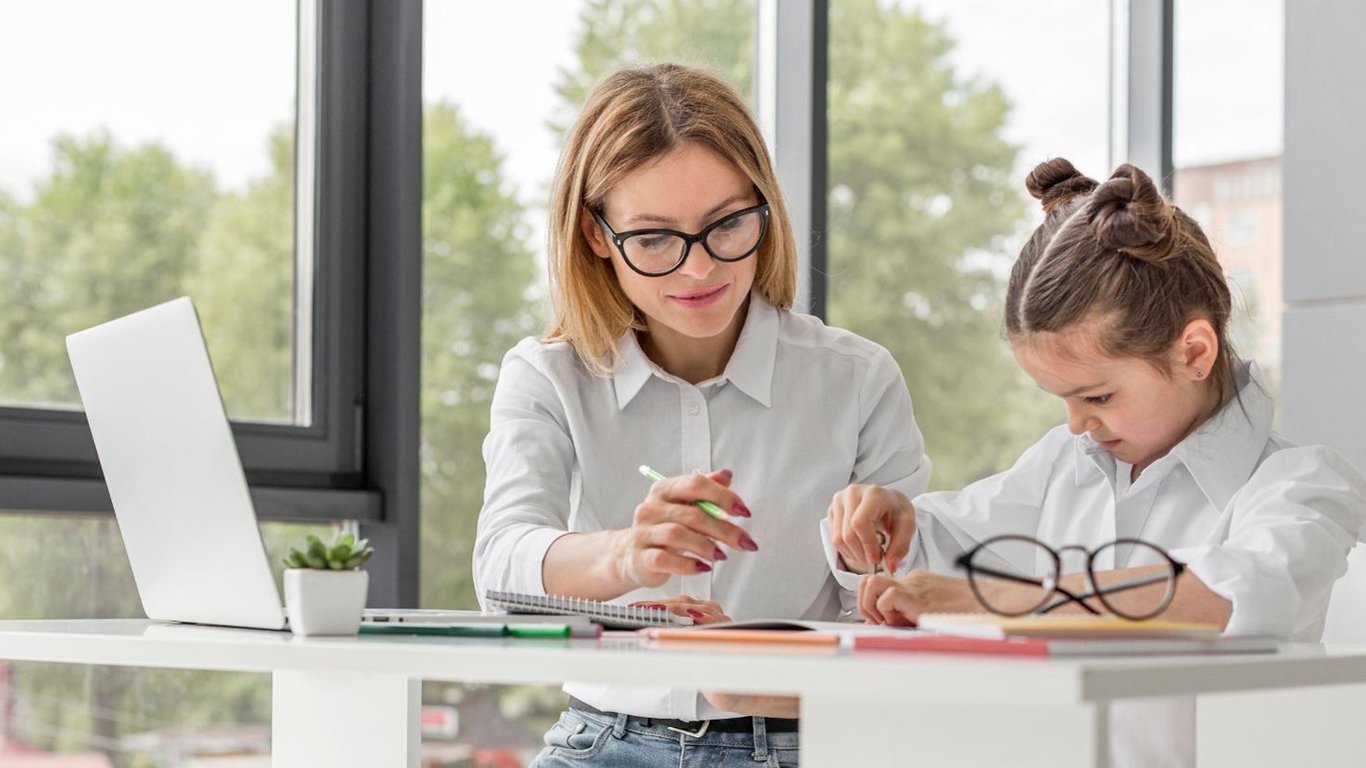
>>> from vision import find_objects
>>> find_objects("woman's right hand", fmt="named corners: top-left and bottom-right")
top-left (609, 468), bottom-right (758, 589)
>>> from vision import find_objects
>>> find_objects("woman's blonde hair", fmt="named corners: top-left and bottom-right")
top-left (545, 63), bottom-right (798, 373)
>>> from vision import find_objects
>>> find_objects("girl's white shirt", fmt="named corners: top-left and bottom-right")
top-left (473, 292), bottom-right (930, 720)
top-left (828, 362), bottom-right (1366, 767)
top-left (905, 362), bottom-right (1365, 642)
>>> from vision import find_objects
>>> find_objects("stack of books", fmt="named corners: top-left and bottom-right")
top-left (854, 613), bottom-right (1279, 657)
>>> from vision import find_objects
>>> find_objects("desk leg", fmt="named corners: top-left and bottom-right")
top-left (272, 670), bottom-right (420, 768)
top-left (800, 692), bottom-right (1110, 767)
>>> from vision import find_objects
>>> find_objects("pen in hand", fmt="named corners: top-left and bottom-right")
top-left (638, 465), bottom-right (731, 521)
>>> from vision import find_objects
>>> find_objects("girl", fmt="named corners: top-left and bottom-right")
top-left (828, 158), bottom-right (1366, 766)
top-left (474, 63), bottom-right (930, 767)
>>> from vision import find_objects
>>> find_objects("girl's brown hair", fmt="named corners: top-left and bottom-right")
top-left (1005, 158), bottom-right (1238, 403)
top-left (545, 63), bottom-right (798, 373)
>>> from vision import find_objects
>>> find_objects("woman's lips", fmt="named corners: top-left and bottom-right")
top-left (670, 284), bottom-right (728, 308)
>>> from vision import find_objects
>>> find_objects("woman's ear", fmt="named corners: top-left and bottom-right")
top-left (580, 206), bottom-right (612, 261)
top-left (1177, 318), bottom-right (1219, 381)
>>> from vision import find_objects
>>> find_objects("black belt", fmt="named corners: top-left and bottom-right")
top-left (568, 696), bottom-right (800, 734)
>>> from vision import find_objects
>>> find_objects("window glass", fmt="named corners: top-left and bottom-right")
top-left (0, 516), bottom-right (330, 762)
top-left (1172, 0), bottom-right (1283, 394)
top-left (827, 0), bottom-right (1111, 490)
top-left (420, 0), bottom-right (755, 758)
top-left (0, 0), bottom-right (303, 424)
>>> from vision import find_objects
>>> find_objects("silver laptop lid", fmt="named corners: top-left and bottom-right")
top-left (67, 297), bottom-right (286, 630)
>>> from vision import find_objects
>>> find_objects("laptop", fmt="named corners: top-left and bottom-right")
top-left (66, 297), bottom-right (467, 630)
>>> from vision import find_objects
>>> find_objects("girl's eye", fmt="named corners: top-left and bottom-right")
top-left (1085, 394), bottom-right (1112, 405)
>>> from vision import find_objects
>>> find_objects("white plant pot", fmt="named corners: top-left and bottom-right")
top-left (284, 569), bottom-right (368, 636)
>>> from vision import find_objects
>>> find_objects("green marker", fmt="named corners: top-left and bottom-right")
top-left (506, 624), bottom-right (572, 639)
top-left (638, 464), bottom-right (731, 520)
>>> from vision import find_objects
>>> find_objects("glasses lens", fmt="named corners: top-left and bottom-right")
top-left (704, 209), bottom-right (765, 260)
top-left (621, 233), bottom-right (687, 275)
top-left (1089, 540), bottom-right (1179, 620)
top-left (964, 536), bottom-right (1056, 616)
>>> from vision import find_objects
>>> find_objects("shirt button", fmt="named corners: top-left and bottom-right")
top-left (688, 404), bottom-right (701, 416)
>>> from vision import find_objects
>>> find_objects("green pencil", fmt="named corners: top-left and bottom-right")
top-left (638, 464), bottom-right (730, 520)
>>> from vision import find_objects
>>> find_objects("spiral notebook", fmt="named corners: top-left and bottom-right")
top-left (484, 590), bottom-right (694, 630)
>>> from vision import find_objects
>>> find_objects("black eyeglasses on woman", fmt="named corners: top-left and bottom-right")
top-left (590, 203), bottom-right (771, 277)
top-left (954, 534), bottom-right (1185, 620)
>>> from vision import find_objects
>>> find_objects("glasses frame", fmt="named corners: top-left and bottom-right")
top-left (589, 203), bottom-right (771, 277)
top-left (953, 534), bottom-right (1186, 620)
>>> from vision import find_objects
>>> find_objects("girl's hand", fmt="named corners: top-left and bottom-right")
top-left (629, 595), bottom-right (731, 625)
top-left (701, 692), bottom-right (800, 719)
top-left (609, 469), bottom-right (758, 589)
top-left (827, 484), bottom-right (916, 575)
top-left (858, 571), bottom-right (982, 626)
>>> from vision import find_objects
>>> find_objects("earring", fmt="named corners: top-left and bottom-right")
top-left (1194, 369), bottom-right (1205, 380)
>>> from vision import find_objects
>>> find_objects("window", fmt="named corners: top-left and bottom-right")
top-left (826, 0), bottom-right (1111, 490)
top-left (1172, 0), bottom-right (1283, 388)
top-left (0, 0), bottom-right (302, 426)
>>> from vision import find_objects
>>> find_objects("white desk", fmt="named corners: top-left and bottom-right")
top-left (1, 620), bottom-right (1365, 767)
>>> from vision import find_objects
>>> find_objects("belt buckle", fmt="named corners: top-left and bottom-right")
top-left (666, 719), bottom-right (711, 738)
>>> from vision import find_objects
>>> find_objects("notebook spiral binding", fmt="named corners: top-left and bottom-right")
top-left (484, 590), bottom-right (693, 630)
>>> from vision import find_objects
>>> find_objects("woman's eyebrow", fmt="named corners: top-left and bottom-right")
top-left (624, 194), bottom-right (752, 227)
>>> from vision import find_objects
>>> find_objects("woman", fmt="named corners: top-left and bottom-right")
top-left (473, 63), bottom-right (930, 766)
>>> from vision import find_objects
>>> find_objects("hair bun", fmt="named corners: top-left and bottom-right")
top-left (1087, 164), bottom-right (1177, 263)
top-left (1026, 158), bottom-right (1099, 214)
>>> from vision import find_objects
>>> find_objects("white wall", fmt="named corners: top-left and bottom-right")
top-left (1281, 0), bottom-right (1366, 643)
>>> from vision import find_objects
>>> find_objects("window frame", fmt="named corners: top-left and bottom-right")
top-left (0, 0), bottom-right (417, 604)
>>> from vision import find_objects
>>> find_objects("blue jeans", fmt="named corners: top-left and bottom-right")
top-left (530, 707), bottom-right (800, 767)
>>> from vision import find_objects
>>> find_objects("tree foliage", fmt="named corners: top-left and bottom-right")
top-left (419, 102), bottom-right (539, 609)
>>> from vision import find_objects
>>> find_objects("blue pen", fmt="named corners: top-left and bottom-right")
top-left (638, 464), bottom-right (731, 520)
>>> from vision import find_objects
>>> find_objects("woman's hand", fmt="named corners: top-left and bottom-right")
top-left (701, 691), bottom-right (800, 719)
top-left (827, 484), bottom-right (916, 575)
top-left (630, 595), bottom-right (731, 625)
top-left (608, 469), bottom-right (758, 590)
top-left (858, 571), bottom-right (983, 626)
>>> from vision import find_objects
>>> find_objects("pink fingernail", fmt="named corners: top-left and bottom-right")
top-left (687, 609), bottom-right (704, 618)
top-left (713, 547), bottom-right (727, 561)
top-left (739, 535), bottom-right (759, 551)
top-left (695, 561), bottom-right (712, 573)
top-left (732, 503), bottom-right (751, 517)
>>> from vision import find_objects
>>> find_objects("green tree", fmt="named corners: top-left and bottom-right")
top-left (419, 103), bottom-right (540, 610)
top-left (0, 131), bottom-right (217, 406)
top-left (186, 126), bottom-right (297, 423)
top-left (824, 0), bottom-right (1059, 489)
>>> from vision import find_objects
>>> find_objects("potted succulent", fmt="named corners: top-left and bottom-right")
top-left (282, 532), bottom-right (374, 636)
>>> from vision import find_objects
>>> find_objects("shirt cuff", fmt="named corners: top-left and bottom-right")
top-left (509, 527), bottom-right (575, 597)
top-left (1171, 544), bottom-right (1299, 638)
top-left (819, 518), bottom-right (867, 593)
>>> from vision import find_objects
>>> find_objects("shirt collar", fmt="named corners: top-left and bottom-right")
top-left (1073, 361), bottom-right (1273, 509)
top-left (610, 292), bottom-right (780, 410)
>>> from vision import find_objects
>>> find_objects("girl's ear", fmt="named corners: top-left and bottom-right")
top-left (580, 206), bottom-right (613, 261)
top-left (1178, 318), bottom-right (1219, 381)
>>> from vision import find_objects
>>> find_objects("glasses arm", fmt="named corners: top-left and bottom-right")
top-left (1038, 569), bottom-right (1179, 616)
top-left (960, 564), bottom-right (1048, 589)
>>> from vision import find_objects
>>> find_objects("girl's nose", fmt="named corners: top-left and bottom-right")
top-left (1066, 407), bottom-right (1093, 436)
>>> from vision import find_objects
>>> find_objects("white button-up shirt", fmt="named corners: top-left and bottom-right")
top-left (474, 293), bottom-right (931, 720)
top-left (891, 362), bottom-right (1366, 767)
